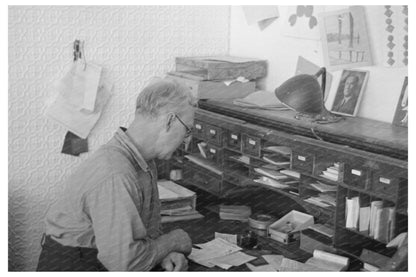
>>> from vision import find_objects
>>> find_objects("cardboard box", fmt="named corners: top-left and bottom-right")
top-left (175, 56), bottom-right (267, 81)
top-left (268, 210), bottom-right (314, 244)
top-left (166, 72), bottom-right (255, 99)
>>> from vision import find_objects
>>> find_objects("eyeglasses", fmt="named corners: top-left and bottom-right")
top-left (175, 114), bottom-right (193, 138)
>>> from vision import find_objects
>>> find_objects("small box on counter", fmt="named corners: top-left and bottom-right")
top-left (175, 56), bottom-right (267, 81)
top-left (268, 210), bottom-right (314, 244)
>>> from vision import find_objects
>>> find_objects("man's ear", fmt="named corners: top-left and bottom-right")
top-left (166, 113), bottom-right (175, 131)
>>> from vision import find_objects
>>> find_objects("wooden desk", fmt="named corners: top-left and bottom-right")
top-left (159, 99), bottom-right (407, 271)
top-left (162, 208), bottom-right (311, 271)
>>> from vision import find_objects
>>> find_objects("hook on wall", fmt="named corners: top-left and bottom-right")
top-left (73, 39), bottom-right (87, 70)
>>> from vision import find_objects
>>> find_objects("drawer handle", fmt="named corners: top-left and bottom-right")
top-left (379, 177), bottom-right (391, 184)
top-left (248, 138), bottom-right (256, 146)
top-left (351, 169), bottom-right (362, 176)
top-left (195, 124), bottom-right (202, 130)
top-left (297, 155), bottom-right (306, 161)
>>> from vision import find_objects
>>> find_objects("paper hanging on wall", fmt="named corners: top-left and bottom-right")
top-left (61, 131), bottom-right (88, 156)
top-left (58, 61), bottom-right (102, 111)
top-left (319, 6), bottom-right (373, 70)
top-left (281, 6), bottom-right (324, 40)
top-left (377, 5), bottom-right (408, 67)
top-left (242, 6), bottom-right (279, 30)
top-left (45, 62), bottom-right (113, 139)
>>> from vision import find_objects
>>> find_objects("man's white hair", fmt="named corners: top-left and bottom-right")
top-left (135, 78), bottom-right (196, 118)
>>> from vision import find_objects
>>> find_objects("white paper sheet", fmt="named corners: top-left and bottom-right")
top-left (45, 81), bottom-right (112, 139)
top-left (58, 62), bottom-right (102, 111)
top-left (242, 6), bottom-right (280, 26)
top-left (262, 254), bottom-right (284, 271)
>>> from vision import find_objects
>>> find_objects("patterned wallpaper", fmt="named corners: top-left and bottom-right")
top-left (8, 6), bottom-right (230, 271)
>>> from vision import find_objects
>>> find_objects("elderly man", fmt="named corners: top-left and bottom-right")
top-left (332, 74), bottom-right (360, 115)
top-left (37, 79), bottom-right (196, 271)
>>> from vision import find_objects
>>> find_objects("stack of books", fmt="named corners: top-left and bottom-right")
top-left (219, 205), bottom-right (252, 222)
top-left (158, 180), bottom-right (203, 223)
top-left (359, 249), bottom-right (390, 271)
top-left (166, 56), bottom-right (267, 100)
top-left (345, 197), bottom-right (396, 243)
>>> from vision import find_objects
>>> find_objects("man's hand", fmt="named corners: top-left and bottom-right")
top-left (168, 229), bottom-right (192, 255)
top-left (160, 252), bottom-right (188, 271)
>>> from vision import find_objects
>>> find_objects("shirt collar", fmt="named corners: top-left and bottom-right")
top-left (113, 127), bottom-right (150, 172)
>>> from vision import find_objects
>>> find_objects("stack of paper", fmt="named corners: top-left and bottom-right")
top-left (189, 238), bottom-right (256, 269)
top-left (309, 181), bottom-right (337, 192)
top-left (219, 205), bottom-right (252, 222)
top-left (319, 163), bottom-right (340, 182)
top-left (263, 145), bottom-right (292, 156)
top-left (305, 250), bottom-right (349, 271)
top-left (253, 176), bottom-right (290, 189)
top-left (185, 154), bottom-right (223, 175)
top-left (262, 154), bottom-right (290, 167)
top-left (345, 196), bottom-right (360, 229)
top-left (304, 197), bottom-right (332, 208)
top-left (280, 169), bottom-right (301, 179)
top-left (254, 167), bottom-right (288, 181)
top-left (157, 180), bottom-right (203, 223)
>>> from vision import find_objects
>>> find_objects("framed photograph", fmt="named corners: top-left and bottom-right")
top-left (392, 77), bottom-right (408, 127)
top-left (331, 69), bottom-right (369, 116)
top-left (320, 6), bottom-right (373, 70)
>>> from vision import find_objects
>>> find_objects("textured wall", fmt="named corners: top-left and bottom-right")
top-left (8, 5), bottom-right (229, 271)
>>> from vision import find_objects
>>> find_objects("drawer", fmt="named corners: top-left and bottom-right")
top-left (204, 124), bottom-right (223, 146)
top-left (225, 131), bottom-right (241, 151)
top-left (292, 151), bottom-right (314, 174)
top-left (343, 162), bottom-right (371, 190)
top-left (242, 134), bottom-right (261, 157)
top-left (183, 164), bottom-right (221, 195)
top-left (371, 167), bottom-right (401, 199)
top-left (193, 120), bottom-right (205, 137)
top-left (205, 144), bottom-right (223, 164)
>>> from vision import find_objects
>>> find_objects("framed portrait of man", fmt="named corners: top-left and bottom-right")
top-left (392, 76), bottom-right (408, 127)
top-left (330, 69), bottom-right (369, 116)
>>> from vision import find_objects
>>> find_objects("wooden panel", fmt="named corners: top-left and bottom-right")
top-left (199, 100), bottom-right (408, 160)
